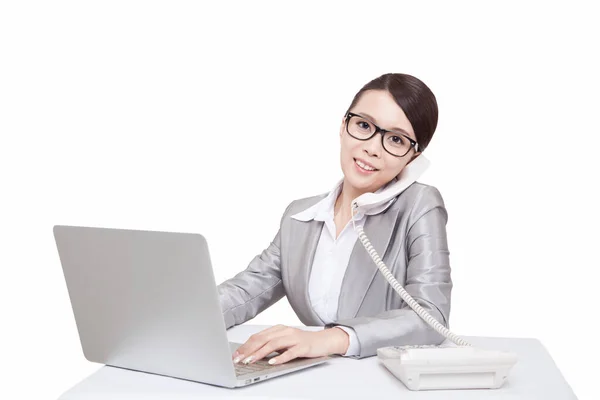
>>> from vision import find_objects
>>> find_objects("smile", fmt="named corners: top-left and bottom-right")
top-left (354, 158), bottom-right (379, 173)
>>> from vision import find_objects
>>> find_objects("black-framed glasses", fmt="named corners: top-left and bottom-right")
top-left (345, 112), bottom-right (419, 157)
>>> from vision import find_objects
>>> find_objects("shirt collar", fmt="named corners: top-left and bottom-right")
top-left (291, 176), bottom-right (399, 222)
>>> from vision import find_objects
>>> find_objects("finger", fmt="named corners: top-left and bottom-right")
top-left (234, 325), bottom-right (289, 362)
top-left (236, 326), bottom-right (285, 358)
top-left (245, 336), bottom-right (297, 364)
top-left (267, 345), bottom-right (303, 365)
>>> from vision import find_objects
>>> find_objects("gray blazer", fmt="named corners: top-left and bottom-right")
top-left (217, 181), bottom-right (452, 358)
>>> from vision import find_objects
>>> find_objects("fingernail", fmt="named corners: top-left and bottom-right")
top-left (233, 355), bottom-right (243, 364)
top-left (268, 358), bottom-right (277, 365)
top-left (242, 355), bottom-right (254, 364)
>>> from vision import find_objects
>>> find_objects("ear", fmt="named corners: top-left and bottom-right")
top-left (406, 151), bottom-right (422, 164)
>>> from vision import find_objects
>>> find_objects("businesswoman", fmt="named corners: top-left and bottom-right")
top-left (218, 72), bottom-right (452, 366)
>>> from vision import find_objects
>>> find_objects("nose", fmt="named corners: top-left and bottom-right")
top-left (362, 134), bottom-right (383, 158)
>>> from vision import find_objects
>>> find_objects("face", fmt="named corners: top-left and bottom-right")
top-left (339, 89), bottom-right (421, 193)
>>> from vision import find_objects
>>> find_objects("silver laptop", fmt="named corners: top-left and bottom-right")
top-left (53, 225), bottom-right (330, 388)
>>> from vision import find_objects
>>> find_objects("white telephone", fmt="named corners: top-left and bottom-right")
top-left (351, 154), bottom-right (518, 391)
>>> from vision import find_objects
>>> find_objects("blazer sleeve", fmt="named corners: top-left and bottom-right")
top-left (217, 202), bottom-right (292, 329)
top-left (325, 186), bottom-right (452, 358)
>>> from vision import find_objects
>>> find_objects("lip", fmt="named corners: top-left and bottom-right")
top-left (354, 158), bottom-right (379, 174)
top-left (354, 157), bottom-right (379, 171)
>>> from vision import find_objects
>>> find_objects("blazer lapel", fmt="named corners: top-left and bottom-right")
top-left (336, 204), bottom-right (402, 320)
top-left (287, 218), bottom-right (326, 325)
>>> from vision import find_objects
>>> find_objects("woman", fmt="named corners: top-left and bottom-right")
top-left (218, 72), bottom-right (452, 366)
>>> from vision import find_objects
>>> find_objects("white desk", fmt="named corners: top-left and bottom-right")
top-left (59, 325), bottom-right (577, 399)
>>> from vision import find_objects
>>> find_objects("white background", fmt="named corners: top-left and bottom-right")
top-left (1, 1), bottom-right (598, 399)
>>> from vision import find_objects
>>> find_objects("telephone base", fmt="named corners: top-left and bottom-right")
top-left (377, 345), bottom-right (518, 391)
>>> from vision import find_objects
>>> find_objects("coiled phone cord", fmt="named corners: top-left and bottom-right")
top-left (351, 202), bottom-right (471, 347)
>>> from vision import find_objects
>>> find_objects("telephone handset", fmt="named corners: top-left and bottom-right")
top-left (350, 154), bottom-right (518, 391)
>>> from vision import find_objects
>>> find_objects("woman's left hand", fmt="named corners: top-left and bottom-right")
top-left (232, 324), bottom-right (350, 365)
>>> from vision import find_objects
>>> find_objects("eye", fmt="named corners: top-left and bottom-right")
top-left (356, 120), bottom-right (371, 131)
top-left (389, 135), bottom-right (404, 144)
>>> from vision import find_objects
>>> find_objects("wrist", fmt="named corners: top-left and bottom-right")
top-left (324, 326), bottom-right (350, 355)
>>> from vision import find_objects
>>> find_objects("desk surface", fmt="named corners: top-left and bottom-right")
top-left (59, 325), bottom-right (577, 400)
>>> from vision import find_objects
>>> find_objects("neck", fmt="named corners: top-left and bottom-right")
top-left (334, 179), bottom-right (371, 220)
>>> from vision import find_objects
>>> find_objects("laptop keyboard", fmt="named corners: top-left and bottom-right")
top-left (234, 359), bottom-right (275, 375)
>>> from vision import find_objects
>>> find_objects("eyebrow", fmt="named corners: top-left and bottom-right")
top-left (357, 112), bottom-right (414, 139)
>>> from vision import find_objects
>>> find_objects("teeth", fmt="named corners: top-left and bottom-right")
top-left (356, 159), bottom-right (376, 171)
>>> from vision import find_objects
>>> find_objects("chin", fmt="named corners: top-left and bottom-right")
top-left (344, 167), bottom-right (378, 189)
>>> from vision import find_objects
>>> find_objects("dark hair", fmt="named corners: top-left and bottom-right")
top-left (345, 73), bottom-right (438, 151)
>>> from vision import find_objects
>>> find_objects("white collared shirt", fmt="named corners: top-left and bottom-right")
top-left (290, 177), bottom-right (397, 356)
